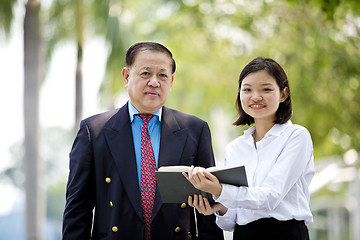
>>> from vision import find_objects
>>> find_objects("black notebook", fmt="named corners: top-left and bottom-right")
top-left (155, 165), bottom-right (248, 203)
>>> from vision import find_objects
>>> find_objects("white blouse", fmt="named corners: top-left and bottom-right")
top-left (215, 120), bottom-right (314, 231)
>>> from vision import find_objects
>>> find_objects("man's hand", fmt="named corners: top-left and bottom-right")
top-left (187, 194), bottom-right (228, 216)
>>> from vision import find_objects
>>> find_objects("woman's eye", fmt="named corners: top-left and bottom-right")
top-left (242, 88), bottom-right (251, 92)
top-left (263, 88), bottom-right (272, 92)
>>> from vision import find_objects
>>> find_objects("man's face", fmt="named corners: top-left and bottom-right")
top-left (122, 50), bottom-right (174, 113)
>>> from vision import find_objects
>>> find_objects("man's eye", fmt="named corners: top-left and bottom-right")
top-left (141, 72), bottom-right (150, 76)
top-left (159, 74), bottom-right (168, 79)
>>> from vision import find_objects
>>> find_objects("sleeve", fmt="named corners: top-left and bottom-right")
top-left (215, 208), bottom-right (237, 231)
top-left (62, 120), bottom-right (95, 240)
top-left (194, 122), bottom-right (225, 240)
top-left (217, 128), bottom-right (313, 211)
top-left (211, 142), bottom-right (239, 231)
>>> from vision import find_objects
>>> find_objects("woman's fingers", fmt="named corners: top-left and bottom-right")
top-left (183, 166), bottom-right (222, 195)
top-left (203, 170), bottom-right (217, 181)
top-left (183, 166), bottom-right (205, 187)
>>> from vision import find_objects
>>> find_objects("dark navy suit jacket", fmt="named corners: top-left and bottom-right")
top-left (62, 103), bottom-right (224, 240)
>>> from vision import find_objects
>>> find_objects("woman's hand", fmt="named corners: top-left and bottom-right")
top-left (182, 166), bottom-right (222, 197)
top-left (188, 194), bottom-right (228, 216)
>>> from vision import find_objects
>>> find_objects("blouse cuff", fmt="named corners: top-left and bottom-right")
top-left (215, 208), bottom-right (236, 231)
top-left (215, 184), bottom-right (236, 207)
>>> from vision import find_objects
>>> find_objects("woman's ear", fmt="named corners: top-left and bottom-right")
top-left (281, 87), bottom-right (289, 102)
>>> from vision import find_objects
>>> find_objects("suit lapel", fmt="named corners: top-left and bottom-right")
top-left (104, 103), bottom-right (143, 220)
top-left (104, 105), bottom-right (188, 222)
top-left (152, 107), bottom-right (188, 218)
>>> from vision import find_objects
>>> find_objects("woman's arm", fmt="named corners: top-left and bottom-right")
top-left (218, 128), bottom-right (314, 210)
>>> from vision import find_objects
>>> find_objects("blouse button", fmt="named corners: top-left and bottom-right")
top-left (181, 203), bottom-right (186, 208)
top-left (105, 177), bottom-right (111, 183)
top-left (112, 226), bottom-right (118, 232)
top-left (174, 227), bottom-right (180, 233)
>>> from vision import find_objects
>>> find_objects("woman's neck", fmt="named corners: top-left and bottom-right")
top-left (253, 120), bottom-right (275, 143)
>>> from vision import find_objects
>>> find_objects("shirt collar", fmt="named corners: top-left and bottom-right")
top-left (267, 120), bottom-right (292, 137)
top-left (243, 120), bottom-right (292, 138)
top-left (128, 101), bottom-right (162, 122)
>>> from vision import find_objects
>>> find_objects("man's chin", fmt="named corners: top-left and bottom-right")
top-left (142, 103), bottom-right (163, 113)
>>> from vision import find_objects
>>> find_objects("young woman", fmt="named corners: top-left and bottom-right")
top-left (183, 57), bottom-right (314, 240)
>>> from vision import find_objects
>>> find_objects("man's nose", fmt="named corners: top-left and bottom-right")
top-left (148, 76), bottom-right (160, 87)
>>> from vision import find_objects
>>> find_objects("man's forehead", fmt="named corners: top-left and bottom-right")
top-left (136, 49), bottom-right (170, 58)
top-left (138, 66), bottom-right (169, 72)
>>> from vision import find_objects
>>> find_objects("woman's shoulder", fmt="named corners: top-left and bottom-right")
top-left (229, 135), bottom-right (245, 143)
top-left (287, 121), bottom-right (310, 133)
top-left (226, 134), bottom-right (249, 152)
top-left (284, 121), bottom-right (312, 140)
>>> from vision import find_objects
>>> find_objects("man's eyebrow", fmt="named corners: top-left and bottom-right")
top-left (139, 66), bottom-right (151, 71)
top-left (139, 67), bottom-right (168, 72)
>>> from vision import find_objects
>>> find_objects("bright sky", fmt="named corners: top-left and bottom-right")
top-left (0, 2), bottom-right (108, 215)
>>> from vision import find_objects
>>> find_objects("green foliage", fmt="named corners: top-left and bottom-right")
top-left (42, 127), bottom-right (73, 221)
top-left (275, 0), bottom-right (360, 158)
top-left (0, 142), bottom-right (24, 188)
top-left (43, 0), bottom-right (77, 63)
top-left (3, 0), bottom-right (359, 164)
top-left (0, 0), bottom-right (17, 37)
top-left (77, 0), bottom-right (360, 159)
top-left (47, 180), bottom-right (66, 222)
top-left (154, 0), bottom-right (360, 159)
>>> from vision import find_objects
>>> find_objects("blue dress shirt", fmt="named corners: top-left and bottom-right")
top-left (128, 101), bottom-right (161, 188)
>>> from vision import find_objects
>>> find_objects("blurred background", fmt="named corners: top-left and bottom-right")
top-left (1, 0), bottom-right (360, 239)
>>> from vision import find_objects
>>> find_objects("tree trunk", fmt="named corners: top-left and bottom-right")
top-left (75, 52), bottom-right (83, 132)
top-left (75, 0), bottom-right (84, 133)
top-left (24, 0), bottom-right (45, 239)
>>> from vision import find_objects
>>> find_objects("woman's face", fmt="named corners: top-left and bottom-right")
top-left (240, 70), bottom-right (287, 124)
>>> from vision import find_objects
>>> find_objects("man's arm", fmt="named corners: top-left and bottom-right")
top-left (62, 121), bottom-right (95, 240)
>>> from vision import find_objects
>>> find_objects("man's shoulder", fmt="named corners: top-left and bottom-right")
top-left (85, 109), bottom-right (120, 125)
top-left (82, 108), bottom-right (124, 137)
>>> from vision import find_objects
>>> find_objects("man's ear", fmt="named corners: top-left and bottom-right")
top-left (170, 74), bottom-right (174, 88)
top-left (122, 67), bottom-right (130, 87)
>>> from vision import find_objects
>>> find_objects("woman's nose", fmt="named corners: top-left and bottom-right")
top-left (251, 93), bottom-right (263, 101)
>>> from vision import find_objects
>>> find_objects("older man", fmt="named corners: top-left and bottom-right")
top-left (62, 42), bottom-right (224, 240)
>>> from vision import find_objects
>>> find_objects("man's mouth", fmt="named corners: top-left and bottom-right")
top-left (145, 91), bottom-right (159, 96)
